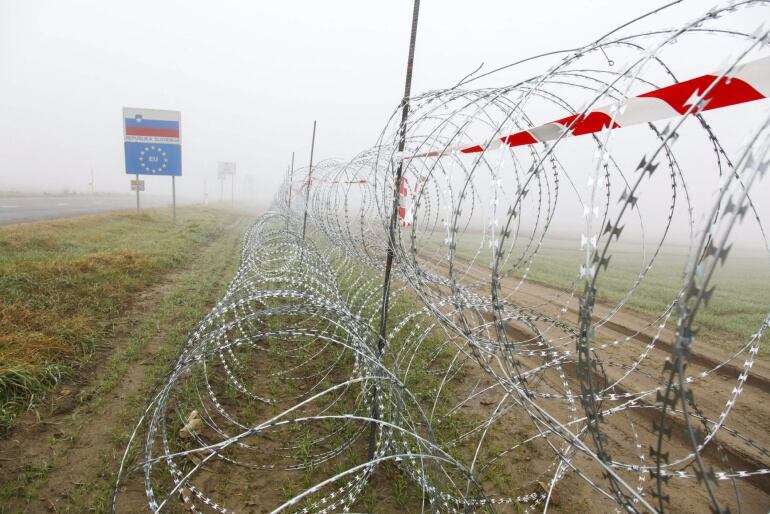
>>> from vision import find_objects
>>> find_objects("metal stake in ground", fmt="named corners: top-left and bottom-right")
top-left (367, 0), bottom-right (420, 462)
top-left (287, 151), bottom-right (294, 230)
top-left (301, 121), bottom-right (316, 242)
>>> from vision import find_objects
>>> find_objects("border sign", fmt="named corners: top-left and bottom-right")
top-left (130, 179), bottom-right (145, 191)
top-left (123, 108), bottom-right (182, 176)
top-left (217, 161), bottom-right (236, 179)
top-left (217, 161), bottom-right (236, 204)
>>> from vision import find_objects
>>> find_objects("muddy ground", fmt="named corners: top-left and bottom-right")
top-left (1, 241), bottom-right (768, 513)
top-left (0, 216), bottom-right (250, 513)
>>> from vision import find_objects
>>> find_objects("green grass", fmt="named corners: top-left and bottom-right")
top-left (0, 206), bottom-right (246, 432)
top-left (0, 206), bottom-right (249, 513)
top-left (428, 232), bottom-right (770, 352)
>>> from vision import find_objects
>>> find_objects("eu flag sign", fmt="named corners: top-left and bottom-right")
top-left (123, 108), bottom-right (181, 176)
top-left (124, 142), bottom-right (181, 176)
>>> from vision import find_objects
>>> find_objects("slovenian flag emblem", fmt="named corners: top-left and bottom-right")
top-left (123, 107), bottom-right (181, 176)
top-left (125, 114), bottom-right (180, 138)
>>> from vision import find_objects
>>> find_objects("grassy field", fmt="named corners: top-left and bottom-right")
top-left (0, 206), bottom-right (249, 432)
top-left (424, 232), bottom-right (770, 352)
top-left (0, 210), bottom-right (762, 512)
top-left (145, 247), bottom-right (551, 513)
top-left (0, 205), bottom-right (252, 513)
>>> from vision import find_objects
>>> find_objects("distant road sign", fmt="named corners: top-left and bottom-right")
top-left (123, 108), bottom-right (181, 176)
top-left (217, 161), bottom-right (236, 179)
top-left (131, 179), bottom-right (145, 191)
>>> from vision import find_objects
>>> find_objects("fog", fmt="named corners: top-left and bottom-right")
top-left (0, 0), bottom-right (703, 203)
top-left (0, 1), bottom-right (768, 249)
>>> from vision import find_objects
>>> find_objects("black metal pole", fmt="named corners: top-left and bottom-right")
top-left (287, 152), bottom-right (295, 230)
top-left (301, 121), bottom-right (316, 242)
top-left (368, 0), bottom-right (420, 461)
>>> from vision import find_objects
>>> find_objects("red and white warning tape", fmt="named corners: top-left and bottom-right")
top-left (414, 55), bottom-right (770, 158)
top-left (399, 176), bottom-right (413, 227)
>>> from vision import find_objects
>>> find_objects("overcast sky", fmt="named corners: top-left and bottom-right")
top-left (0, 0), bottom-right (767, 226)
top-left (0, 0), bottom-right (698, 202)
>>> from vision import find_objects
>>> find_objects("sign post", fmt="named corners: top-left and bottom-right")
top-left (217, 162), bottom-right (236, 206)
top-left (122, 107), bottom-right (182, 221)
top-left (130, 178), bottom-right (145, 192)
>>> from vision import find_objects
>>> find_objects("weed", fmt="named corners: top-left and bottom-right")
top-left (0, 207), bottom-right (241, 432)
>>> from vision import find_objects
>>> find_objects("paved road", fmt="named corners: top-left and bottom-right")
top-left (0, 195), bottom-right (174, 225)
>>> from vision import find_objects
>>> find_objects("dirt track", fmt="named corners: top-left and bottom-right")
top-left (1, 240), bottom-right (767, 513)
top-left (0, 217), bottom-right (248, 514)
top-left (426, 253), bottom-right (770, 512)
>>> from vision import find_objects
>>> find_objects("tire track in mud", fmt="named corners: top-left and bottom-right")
top-left (0, 216), bottom-right (250, 513)
top-left (421, 254), bottom-right (770, 511)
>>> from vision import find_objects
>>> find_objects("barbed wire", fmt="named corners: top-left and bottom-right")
top-left (114, 1), bottom-right (770, 512)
